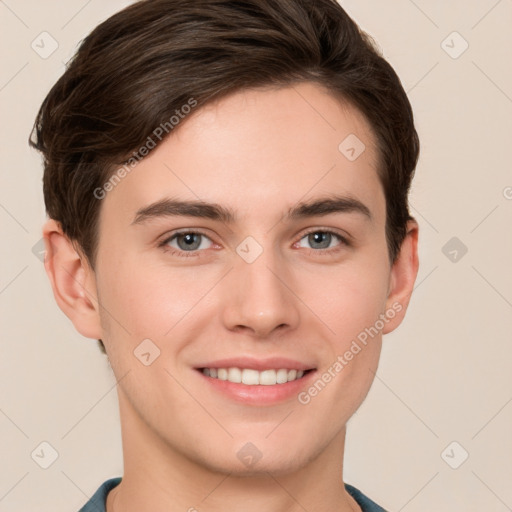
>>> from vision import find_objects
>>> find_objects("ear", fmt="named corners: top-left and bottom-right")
top-left (42, 219), bottom-right (103, 340)
top-left (382, 219), bottom-right (419, 334)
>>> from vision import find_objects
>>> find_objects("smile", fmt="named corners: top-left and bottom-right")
top-left (201, 367), bottom-right (311, 385)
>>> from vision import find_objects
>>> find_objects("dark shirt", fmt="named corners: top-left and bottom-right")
top-left (79, 477), bottom-right (388, 511)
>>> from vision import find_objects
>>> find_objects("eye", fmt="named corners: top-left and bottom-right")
top-left (296, 230), bottom-right (348, 251)
top-left (162, 231), bottom-right (214, 253)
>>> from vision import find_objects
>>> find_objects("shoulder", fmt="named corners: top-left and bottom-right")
top-left (78, 478), bottom-right (385, 512)
top-left (78, 477), bottom-right (122, 512)
top-left (345, 483), bottom-right (389, 512)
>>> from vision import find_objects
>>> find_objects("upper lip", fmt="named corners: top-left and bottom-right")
top-left (195, 357), bottom-right (316, 372)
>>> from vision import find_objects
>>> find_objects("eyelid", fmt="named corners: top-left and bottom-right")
top-left (158, 226), bottom-right (351, 258)
top-left (160, 227), bottom-right (212, 241)
top-left (296, 227), bottom-right (351, 252)
top-left (158, 228), bottom-right (216, 251)
top-left (299, 226), bottom-right (350, 242)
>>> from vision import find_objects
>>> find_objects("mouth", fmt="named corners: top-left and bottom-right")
top-left (193, 358), bottom-right (317, 405)
top-left (198, 367), bottom-right (315, 386)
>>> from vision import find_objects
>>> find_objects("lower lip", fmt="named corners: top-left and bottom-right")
top-left (196, 370), bottom-right (317, 405)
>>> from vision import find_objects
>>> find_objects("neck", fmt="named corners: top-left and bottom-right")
top-left (107, 389), bottom-right (361, 512)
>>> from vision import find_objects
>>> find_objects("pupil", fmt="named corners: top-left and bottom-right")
top-left (178, 233), bottom-right (200, 250)
top-left (309, 232), bottom-right (330, 249)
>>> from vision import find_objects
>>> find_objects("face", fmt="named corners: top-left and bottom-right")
top-left (90, 82), bottom-right (406, 475)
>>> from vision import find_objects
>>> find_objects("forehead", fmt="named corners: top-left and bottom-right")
top-left (101, 82), bottom-right (385, 227)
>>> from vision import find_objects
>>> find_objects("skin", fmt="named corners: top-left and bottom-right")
top-left (43, 82), bottom-right (419, 512)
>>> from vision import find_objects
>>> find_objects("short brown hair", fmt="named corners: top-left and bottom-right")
top-left (30, 0), bottom-right (418, 267)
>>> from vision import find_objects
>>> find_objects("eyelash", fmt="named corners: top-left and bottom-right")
top-left (159, 228), bottom-right (351, 258)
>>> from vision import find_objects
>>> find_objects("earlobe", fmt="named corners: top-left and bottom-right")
top-left (382, 219), bottom-right (419, 335)
top-left (42, 219), bottom-right (103, 340)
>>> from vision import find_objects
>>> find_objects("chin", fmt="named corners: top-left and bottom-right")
top-left (194, 441), bottom-right (316, 478)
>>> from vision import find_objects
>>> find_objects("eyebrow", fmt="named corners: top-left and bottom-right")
top-left (131, 194), bottom-right (372, 225)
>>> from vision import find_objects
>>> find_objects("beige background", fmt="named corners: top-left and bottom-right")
top-left (1, 1), bottom-right (511, 511)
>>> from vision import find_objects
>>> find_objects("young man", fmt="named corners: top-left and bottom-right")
top-left (30, 0), bottom-right (419, 510)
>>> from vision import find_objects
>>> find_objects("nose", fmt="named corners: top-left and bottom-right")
top-left (220, 247), bottom-right (300, 338)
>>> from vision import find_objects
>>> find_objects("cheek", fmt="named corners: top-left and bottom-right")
top-left (295, 263), bottom-right (387, 423)
top-left (95, 256), bottom-right (225, 369)
top-left (298, 256), bottom-right (390, 343)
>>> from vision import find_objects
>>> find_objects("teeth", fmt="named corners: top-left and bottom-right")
top-left (260, 369), bottom-right (277, 385)
top-left (201, 367), bottom-right (308, 385)
top-left (228, 367), bottom-right (242, 383)
top-left (242, 369), bottom-right (259, 385)
top-left (276, 369), bottom-right (288, 384)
